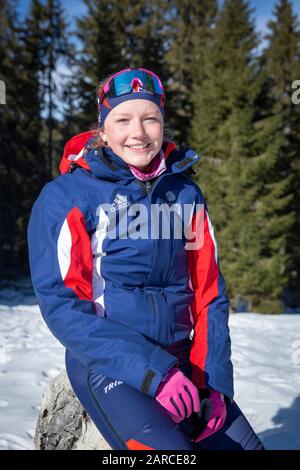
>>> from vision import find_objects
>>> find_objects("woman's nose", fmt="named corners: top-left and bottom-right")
top-left (131, 119), bottom-right (146, 138)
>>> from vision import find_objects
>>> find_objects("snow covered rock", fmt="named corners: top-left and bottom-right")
top-left (34, 370), bottom-right (111, 450)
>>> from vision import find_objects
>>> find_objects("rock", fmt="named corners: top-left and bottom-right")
top-left (34, 370), bottom-right (111, 450)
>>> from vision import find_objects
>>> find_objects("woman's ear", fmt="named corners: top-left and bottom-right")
top-left (100, 129), bottom-right (107, 143)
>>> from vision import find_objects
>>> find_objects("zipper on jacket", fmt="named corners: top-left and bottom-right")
top-left (160, 289), bottom-right (167, 304)
top-left (148, 293), bottom-right (157, 314)
top-left (134, 178), bottom-right (153, 196)
top-left (148, 292), bottom-right (158, 339)
top-left (135, 152), bottom-right (199, 197)
top-left (145, 181), bottom-right (152, 193)
top-left (134, 170), bottom-right (174, 197)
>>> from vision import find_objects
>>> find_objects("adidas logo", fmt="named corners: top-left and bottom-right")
top-left (165, 191), bottom-right (176, 202)
top-left (110, 193), bottom-right (130, 212)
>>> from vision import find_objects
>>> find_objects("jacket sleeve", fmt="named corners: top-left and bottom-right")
top-left (186, 189), bottom-right (234, 399)
top-left (27, 183), bottom-right (178, 397)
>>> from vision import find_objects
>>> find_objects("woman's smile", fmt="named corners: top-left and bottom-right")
top-left (126, 143), bottom-right (151, 153)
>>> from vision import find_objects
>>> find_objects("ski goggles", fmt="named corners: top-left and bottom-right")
top-left (98, 68), bottom-right (165, 107)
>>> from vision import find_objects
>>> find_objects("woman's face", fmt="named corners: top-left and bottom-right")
top-left (100, 99), bottom-right (164, 169)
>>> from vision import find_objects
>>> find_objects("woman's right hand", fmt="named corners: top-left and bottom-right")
top-left (155, 368), bottom-right (200, 423)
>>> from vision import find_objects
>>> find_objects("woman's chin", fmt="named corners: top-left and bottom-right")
top-left (124, 151), bottom-right (155, 168)
top-left (129, 160), bottom-right (151, 170)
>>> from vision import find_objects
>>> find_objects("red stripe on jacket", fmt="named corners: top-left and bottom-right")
top-left (187, 207), bottom-right (219, 388)
top-left (64, 208), bottom-right (93, 301)
top-left (126, 438), bottom-right (155, 450)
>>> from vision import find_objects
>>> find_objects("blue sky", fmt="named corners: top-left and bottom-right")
top-left (17, 0), bottom-right (300, 38)
top-left (245, 0), bottom-right (300, 35)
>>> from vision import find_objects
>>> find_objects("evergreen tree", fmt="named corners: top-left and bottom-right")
top-left (0, 0), bottom-right (15, 276)
top-left (0, 0), bottom-right (69, 277)
top-left (42, 0), bottom-right (69, 176)
top-left (262, 0), bottom-right (300, 309)
top-left (189, 0), bottom-right (258, 306)
top-left (23, 0), bottom-right (69, 177)
top-left (0, 0), bottom-right (41, 276)
top-left (164, 0), bottom-right (218, 144)
top-left (189, 0), bottom-right (293, 313)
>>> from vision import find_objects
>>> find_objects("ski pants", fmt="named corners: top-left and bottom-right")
top-left (65, 345), bottom-right (265, 451)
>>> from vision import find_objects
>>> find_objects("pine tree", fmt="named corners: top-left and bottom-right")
top-left (0, 0), bottom-right (14, 276)
top-left (189, 0), bottom-right (259, 306)
top-left (0, 0), bottom-right (69, 277)
top-left (23, 0), bottom-right (69, 177)
top-left (189, 0), bottom-right (293, 313)
top-left (42, 0), bottom-right (69, 176)
top-left (262, 0), bottom-right (300, 310)
top-left (164, 0), bottom-right (218, 144)
top-left (0, 0), bottom-right (40, 276)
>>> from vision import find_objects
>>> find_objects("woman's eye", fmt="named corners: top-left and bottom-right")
top-left (116, 117), bottom-right (156, 123)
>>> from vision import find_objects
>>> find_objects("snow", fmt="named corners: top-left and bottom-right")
top-left (0, 282), bottom-right (300, 450)
top-left (0, 281), bottom-right (65, 450)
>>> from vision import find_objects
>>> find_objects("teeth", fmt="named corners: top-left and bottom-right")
top-left (129, 144), bottom-right (148, 149)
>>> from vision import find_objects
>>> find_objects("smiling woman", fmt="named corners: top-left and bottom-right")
top-left (28, 67), bottom-right (264, 451)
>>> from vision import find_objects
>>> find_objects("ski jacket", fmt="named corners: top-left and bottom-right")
top-left (27, 133), bottom-right (234, 398)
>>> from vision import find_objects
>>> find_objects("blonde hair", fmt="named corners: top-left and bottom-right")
top-left (86, 75), bottom-right (176, 152)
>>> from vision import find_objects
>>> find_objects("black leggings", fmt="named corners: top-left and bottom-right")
top-left (65, 349), bottom-right (265, 450)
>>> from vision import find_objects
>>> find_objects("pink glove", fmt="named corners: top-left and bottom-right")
top-left (155, 368), bottom-right (200, 423)
top-left (192, 390), bottom-right (227, 442)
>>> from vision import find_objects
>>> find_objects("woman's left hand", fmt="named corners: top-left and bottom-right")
top-left (191, 389), bottom-right (227, 442)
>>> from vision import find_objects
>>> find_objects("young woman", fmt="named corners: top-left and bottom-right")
top-left (28, 67), bottom-right (264, 450)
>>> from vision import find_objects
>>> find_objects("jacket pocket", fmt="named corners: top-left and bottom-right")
top-left (104, 284), bottom-right (155, 339)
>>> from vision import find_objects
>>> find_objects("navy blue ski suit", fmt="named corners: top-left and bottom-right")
top-left (27, 135), bottom-right (264, 450)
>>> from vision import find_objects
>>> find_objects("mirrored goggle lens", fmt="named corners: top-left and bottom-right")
top-left (106, 70), bottom-right (164, 99)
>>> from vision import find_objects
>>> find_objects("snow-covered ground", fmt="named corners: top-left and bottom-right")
top-left (0, 281), bottom-right (300, 450)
